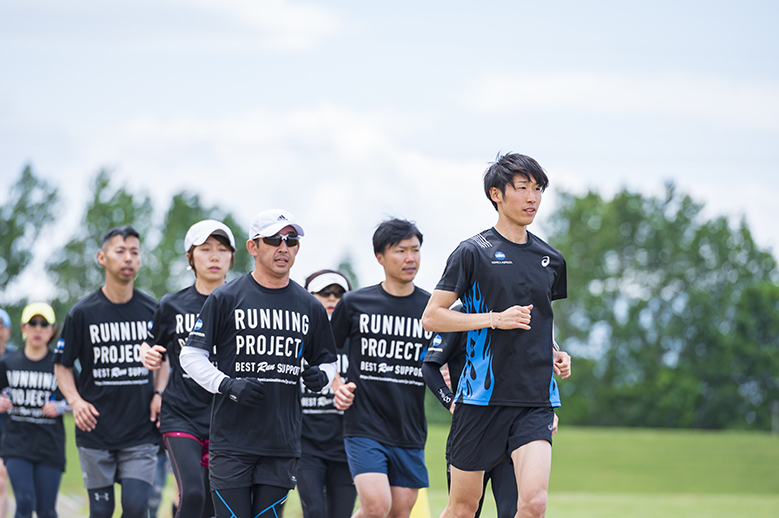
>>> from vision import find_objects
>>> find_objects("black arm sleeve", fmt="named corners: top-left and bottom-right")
top-left (422, 362), bottom-right (454, 410)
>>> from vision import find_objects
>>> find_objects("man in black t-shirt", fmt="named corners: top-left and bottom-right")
top-left (332, 219), bottom-right (431, 518)
top-left (180, 208), bottom-right (337, 518)
top-left (422, 153), bottom-right (570, 518)
top-left (54, 226), bottom-right (159, 518)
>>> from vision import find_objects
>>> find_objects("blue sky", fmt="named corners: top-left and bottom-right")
top-left (2, 0), bottom-right (778, 294)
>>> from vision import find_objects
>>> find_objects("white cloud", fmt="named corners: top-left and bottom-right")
top-left (457, 72), bottom-right (779, 130)
top-left (1, 0), bottom-right (341, 52)
top-left (170, 0), bottom-right (341, 50)
top-left (62, 104), bottom-right (491, 289)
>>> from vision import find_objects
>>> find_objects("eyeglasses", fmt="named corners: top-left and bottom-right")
top-left (262, 234), bottom-right (300, 247)
top-left (27, 319), bottom-right (51, 328)
top-left (317, 289), bottom-right (345, 298)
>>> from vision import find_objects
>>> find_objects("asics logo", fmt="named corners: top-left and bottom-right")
top-left (541, 256), bottom-right (550, 267)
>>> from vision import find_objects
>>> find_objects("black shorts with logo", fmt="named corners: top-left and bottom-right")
top-left (449, 405), bottom-right (554, 472)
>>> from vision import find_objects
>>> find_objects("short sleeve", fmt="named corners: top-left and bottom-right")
top-left (329, 295), bottom-right (351, 349)
top-left (146, 303), bottom-right (165, 345)
top-left (435, 242), bottom-right (476, 297)
top-left (303, 304), bottom-right (336, 366)
top-left (551, 258), bottom-right (567, 301)
top-left (0, 359), bottom-right (8, 390)
top-left (184, 292), bottom-right (221, 352)
top-left (53, 309), bottom-right (83, 367)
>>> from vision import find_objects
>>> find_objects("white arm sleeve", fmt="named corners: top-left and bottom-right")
top-left (180, 346), bottom-right (228, 394)
top-left (319, 362), bottom-right (337, 392)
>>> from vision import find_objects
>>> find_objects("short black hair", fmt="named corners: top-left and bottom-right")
top-left (483, 153), bottom-right (549, 211)
top-left (372, 218), bottom-right (423, 255)
top-left (101, 226), bottom-right (141, 248)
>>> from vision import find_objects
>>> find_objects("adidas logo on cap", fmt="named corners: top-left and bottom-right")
top-left (277, 215), bottom-right (288, 221)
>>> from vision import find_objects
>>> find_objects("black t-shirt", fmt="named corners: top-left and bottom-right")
top-left (330, 284), bottom-right (432, 449)
top-left (54, 289), bottom-right (159, 449)
top-left (436, 228), bottom-right (567, 408)
top-left (185, 273), bottom-right (336, 457)
top-left (0, 350), bottom-right (66, 471)
top-left (300, 344), bottom-right (349, 462)
top-left (147, 285), bottom-right (213, 438)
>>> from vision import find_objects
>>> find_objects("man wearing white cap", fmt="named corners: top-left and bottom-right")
top-left (54, 226), bottom-right (158, 518)
top-left (140, 219), bottom-right (237, 518)
top-left (180, 209), bottom-right (338, 518)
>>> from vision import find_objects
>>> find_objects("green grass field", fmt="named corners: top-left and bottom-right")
top-left (56, 416), bottom-right (779, 517)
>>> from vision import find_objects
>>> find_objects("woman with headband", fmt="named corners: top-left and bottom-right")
top-left (298, 269), bottom-right (357, 518)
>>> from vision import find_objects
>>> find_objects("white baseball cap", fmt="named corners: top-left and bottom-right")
top-left (184, 220), bottom-right (236, 252)
top-left (249, 209), bottom-right (305, 240)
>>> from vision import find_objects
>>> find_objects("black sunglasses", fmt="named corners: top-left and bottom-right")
top-left (262, 234), bottom-right (300, 247)
top-left (27, 319), bottom-right (51, 328)
top-left (317, 288), bottom-right (345, 298)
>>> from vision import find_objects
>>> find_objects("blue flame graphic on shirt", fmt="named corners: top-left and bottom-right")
top-left (455, 282), bottom-right (494, 405)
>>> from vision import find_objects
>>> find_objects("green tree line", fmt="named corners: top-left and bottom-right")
top-left (2, 166), bottom-right (778, 430)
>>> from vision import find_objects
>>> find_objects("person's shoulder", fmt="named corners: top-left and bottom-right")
top-left (528, 231), bottom-right (564, 258)
top-left (287, 280), bottom-right (321, 306)
top-left (67, 289), bottom-right (105, 316)
top-left (413, 285), bottom-right (432, 299)
top-left (2, 349), bottom-right (24, 364)
top-left (450, 228), bottom-right (497, 257)
top-left (132, 289), bottom-right (158, 310)
top-left (209, 273), bottom-right (249, 300)
top-left (343, 283), bottom-right (380, 301)
top-left (336, 284), bottom-right (380, 313)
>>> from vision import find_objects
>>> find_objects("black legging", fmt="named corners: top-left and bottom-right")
top-left (296, 460), bottom-right (356, 518)
top-left (165, 434), bottom-right (214, 518)
top-left (87, 478), bottom-right (151, 518)
top-left (212, 485), bottom-right (289, 518)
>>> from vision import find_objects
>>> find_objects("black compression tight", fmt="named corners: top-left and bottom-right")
top-left (212, 485), bottom-right (289, 518)
top-left (87, 478), bottom-right (151, 518)
top-left (165, 434), bottom-right (214, 518)
top-left (297, 463), bottom-right (356, 518)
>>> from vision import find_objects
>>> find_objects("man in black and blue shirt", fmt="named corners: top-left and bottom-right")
top-left (422, 153), bottom-right (569, 518)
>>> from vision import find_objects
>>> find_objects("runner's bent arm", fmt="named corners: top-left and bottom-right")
top-left (149, 356), bottom-right (170, 424)
top-left (422, 361), bottom-right (455, 413)
top-left (179, 345), bottom-right (227, 394)
top-left (422, 289), bottom-right (532, 333)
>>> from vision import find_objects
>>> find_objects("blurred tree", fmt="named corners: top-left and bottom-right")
top-left (337, 253), bottom-right (360, 289)
top-left (0, 165), bottom-right (59, 291)
top-left (548, 183), bottom-right (779, 429)
top-left (46, 171), bottom-right (250, 315)
top-left (46, 170), bottom-right (153, 317)
top-left (0, 165), bottom-right (59, 347)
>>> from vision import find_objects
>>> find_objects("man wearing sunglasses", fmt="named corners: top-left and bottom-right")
top-left (332, 218), bottom-right (432, 518)
top-left (180, 208), bottom-right (337, 518)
